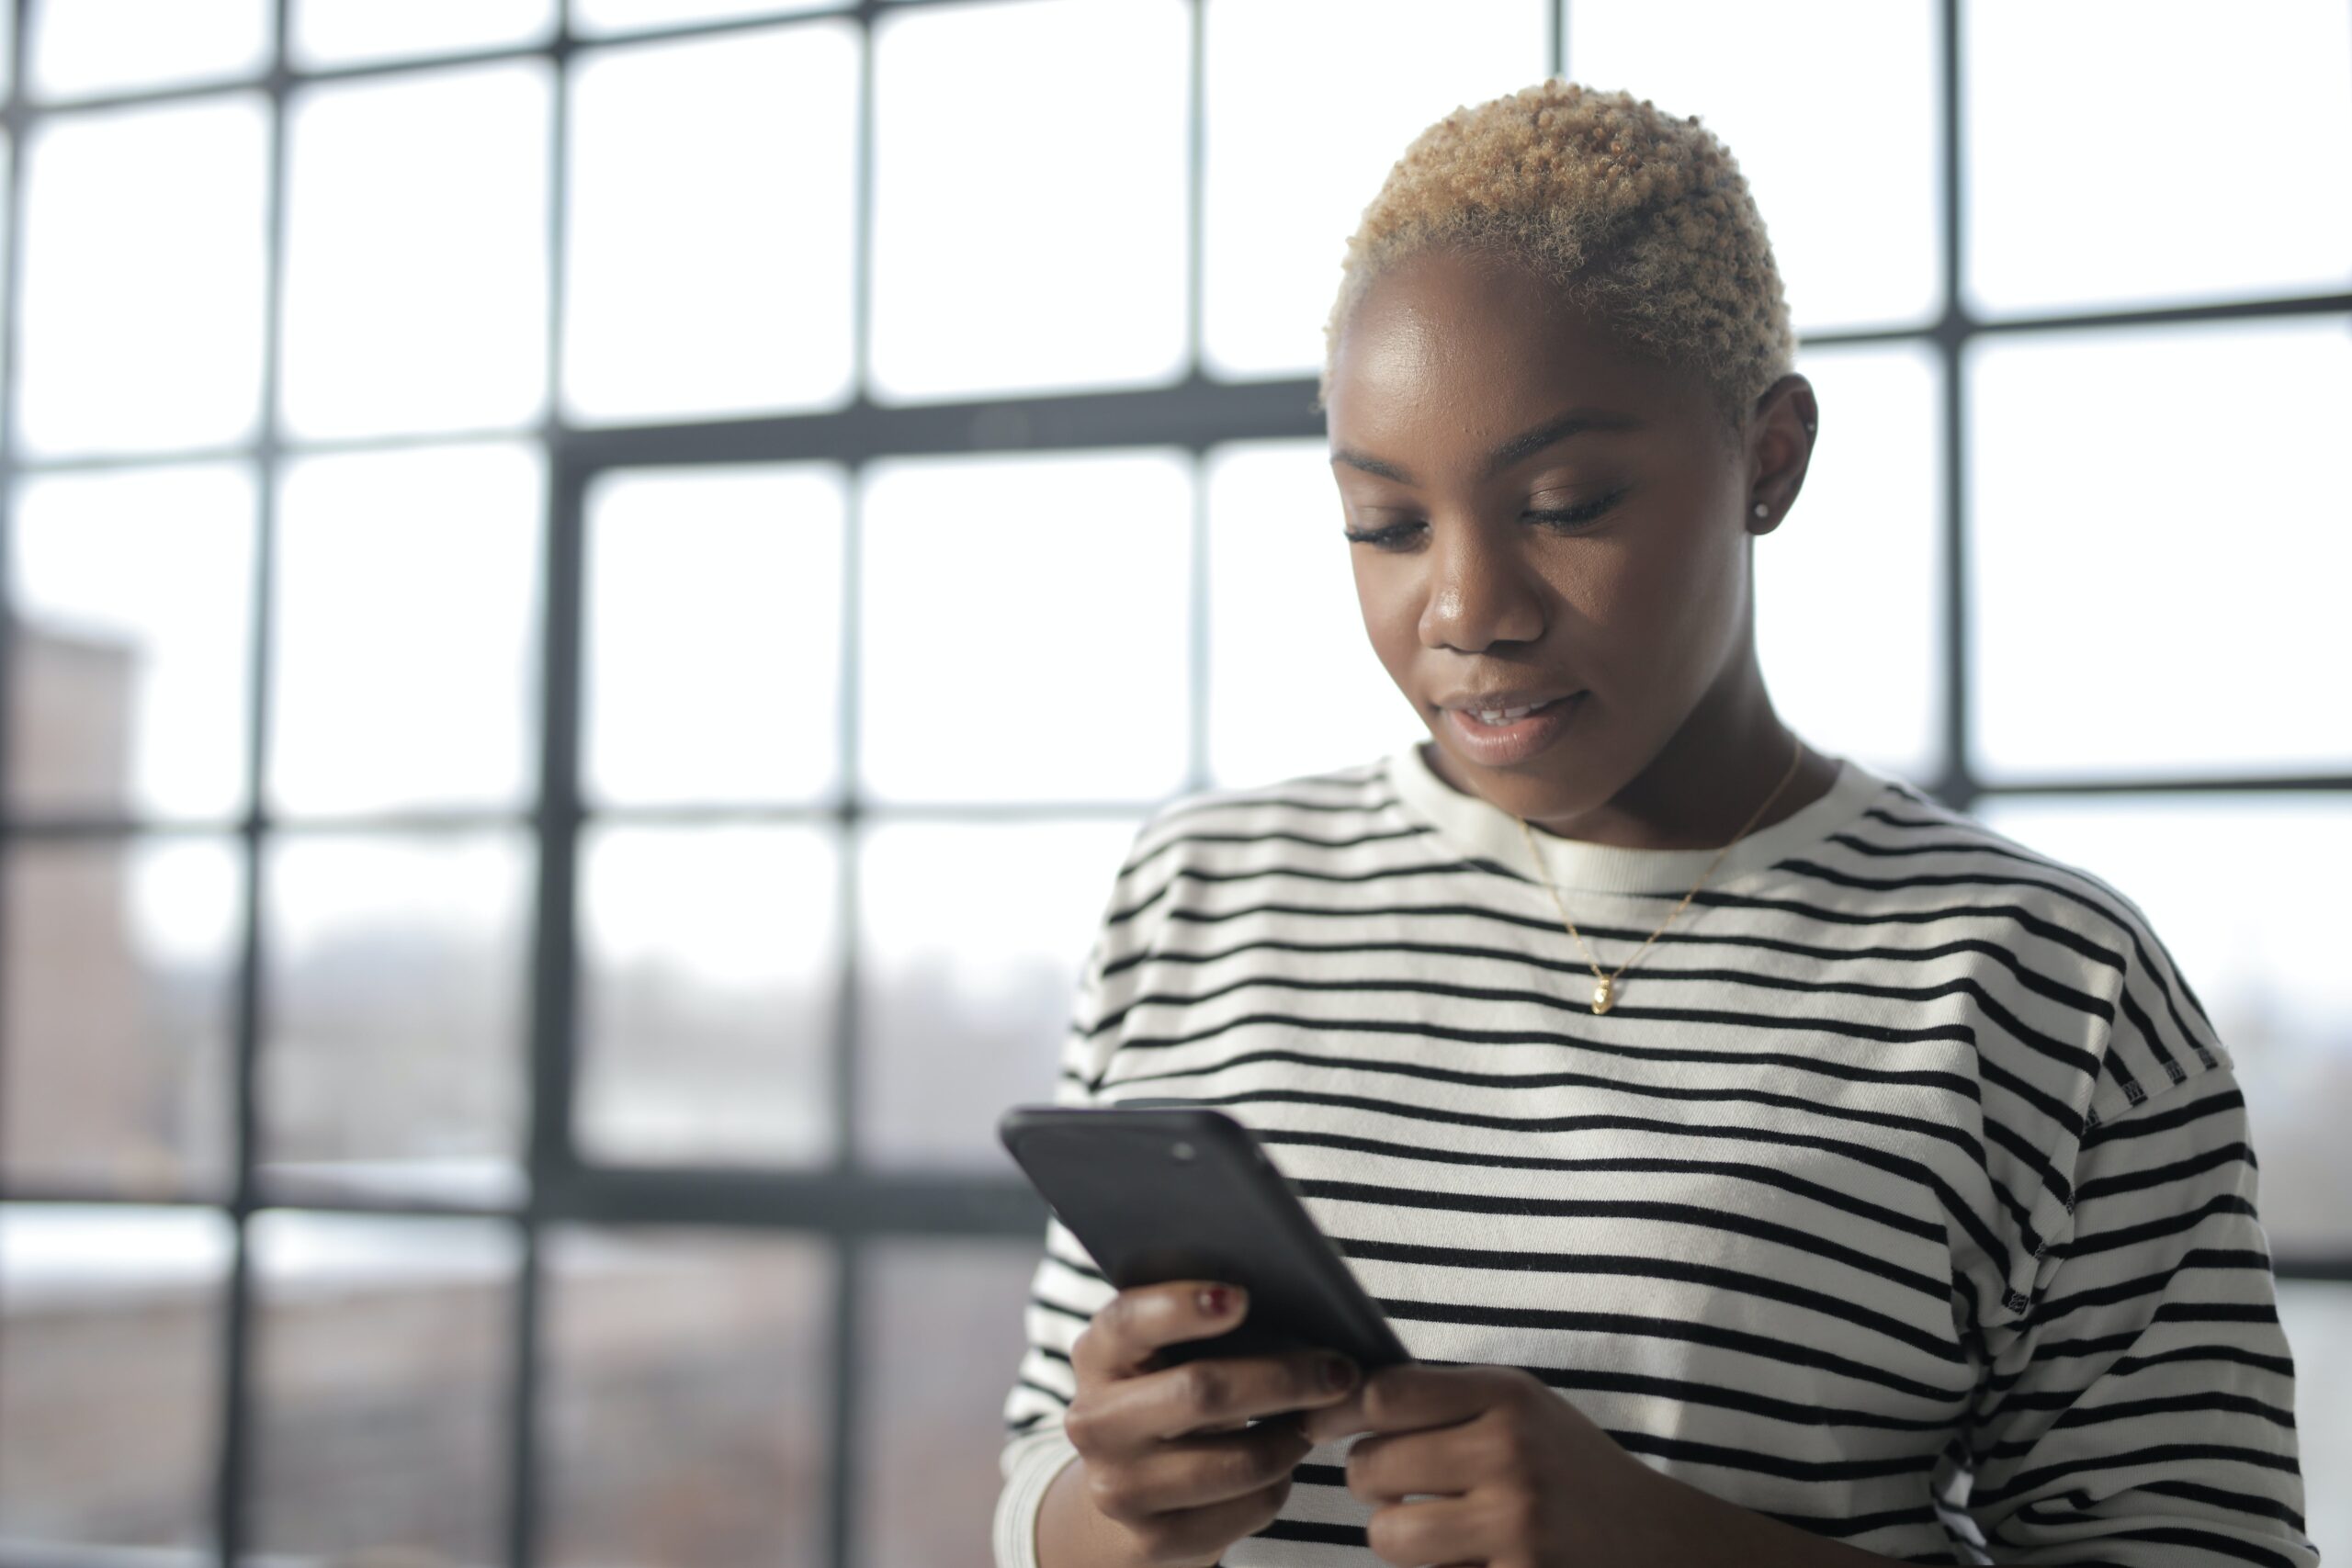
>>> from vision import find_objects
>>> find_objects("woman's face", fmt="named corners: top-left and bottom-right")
top-left (1325, 243), bottom-right (1812, 841)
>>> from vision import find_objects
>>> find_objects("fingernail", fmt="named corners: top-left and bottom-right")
top-left (1198, 1285), bottom-right (1234, 1317)
top-left (1319, 1355), bottom-right (1356, 1392)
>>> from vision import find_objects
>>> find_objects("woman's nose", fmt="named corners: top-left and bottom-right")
top-left (1417, 519), bottom-right (1544, 652)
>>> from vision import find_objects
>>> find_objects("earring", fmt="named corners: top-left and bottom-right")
top-left (1752, 502), bottom-right (1769, 518)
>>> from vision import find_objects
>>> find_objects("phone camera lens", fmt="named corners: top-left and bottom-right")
top-left (1170, 1140), bottom-right (1195, 1161)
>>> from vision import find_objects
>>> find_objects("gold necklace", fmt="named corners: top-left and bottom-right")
top-left (1514, 733), bottom-right (1807, 1016)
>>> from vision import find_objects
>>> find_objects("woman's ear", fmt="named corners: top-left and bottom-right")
top-left (1744, 373), bottom-right (1818, 537)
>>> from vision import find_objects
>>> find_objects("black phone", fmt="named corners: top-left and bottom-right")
top-left (997, 1100), bottom-right (1414, 1373)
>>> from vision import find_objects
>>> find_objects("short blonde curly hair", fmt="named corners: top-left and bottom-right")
top-left (1318, 79), bottom-right (1796, 431)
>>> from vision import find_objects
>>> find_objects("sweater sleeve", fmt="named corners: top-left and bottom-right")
top-left (992, 829), bottom-right (1146, 1568)
top-left (1961, 1056), bottom-right (2319, 1566)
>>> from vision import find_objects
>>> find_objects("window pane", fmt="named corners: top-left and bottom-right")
top-left (542, 1227), bottom-right (832, 1568)
top-left (2, 838), bottom-right (239, 1199)
top-left (1566, 0), bottom-right (1940, 334)
top-left (868, 0), bottom-right (1189, 401)
top-left (564, 23), bottom-right (858, 423)
top-left (856, 1238), bottom-right (1043, 1568)
top-left (2276, 1280), bottom-right (2350, 1563)
top-left (858, 451), bottom-right (1192, 802)
top-left (0, 1205), bottom-right (230, 1558)
top-left (280, 62), bottom-right (551, 440)
top-left (248, 1212), bottom-right (517, 1566)
top-left (269, 444), bottom-right (542, 817)
top-left (17, 96), bottom-right (267, 457)
top-left (572, 0), bottom-right (849, 36)
top-left (1201, 0), bottom-right (1545, 378)
top-left (1205, 440), bottom-right (1417, 785)
top-left (261, 833), bottom-right (531, 1208)
top-left (856, 818), bottom-right (1136, 1170)
top-left (29, 0), bottom-right (270, 100)
top-left (1757, 340), bottom-right (1941, 784)
top-left (1972, 793), bottom-right (2352, 1256)
top-left (8, 465), bottom-right (255, 819)
top-left (576, 824), bottom-right (840, 1169)
top-left (292, 0), bottom-right (554, 68)
top-left (1966, 318), bottom-right (2352, 781)
top-left (585, 466), bottom-right (844, 807)
top-left (1965, 0), bottom-right (2352, 316)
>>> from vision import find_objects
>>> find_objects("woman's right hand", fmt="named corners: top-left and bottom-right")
top-left (1058, 1280), bottom-right (1363, 1568)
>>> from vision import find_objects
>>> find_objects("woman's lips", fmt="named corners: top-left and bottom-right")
top-left (1441, 692), bottom-right (1586, 766)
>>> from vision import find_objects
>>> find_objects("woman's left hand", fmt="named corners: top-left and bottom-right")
top-left (1298, 1361), bottom-right (1677, 1566)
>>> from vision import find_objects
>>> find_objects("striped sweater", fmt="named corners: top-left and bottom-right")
top-left (994, 739), bottom-right (2318, 1567)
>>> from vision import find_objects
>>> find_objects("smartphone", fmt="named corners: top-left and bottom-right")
top-left (998, 1100), bottom-right (1414, 1373)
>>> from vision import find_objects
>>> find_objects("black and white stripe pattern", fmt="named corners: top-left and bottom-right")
top-left (994, 742), bottom-right (2317, 1567)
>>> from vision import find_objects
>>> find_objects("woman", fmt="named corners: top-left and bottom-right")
top-left (994, 81), bottom-right (2315, 1568)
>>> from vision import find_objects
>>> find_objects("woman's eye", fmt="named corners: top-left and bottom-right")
top-left (1340, 519), bottom-right (1422, 548)
top-left (1525, 486), bottom-right (1629, 531)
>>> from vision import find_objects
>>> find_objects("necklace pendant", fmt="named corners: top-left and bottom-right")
top-left (1592, 976), bottom-right (1615, 1015)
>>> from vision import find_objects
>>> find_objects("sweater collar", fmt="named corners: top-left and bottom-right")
top-left (1385, 736), bottom-right (1889, 897)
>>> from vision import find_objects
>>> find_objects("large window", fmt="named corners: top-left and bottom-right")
top-left (1, 2), bottom-right (2346, 1564)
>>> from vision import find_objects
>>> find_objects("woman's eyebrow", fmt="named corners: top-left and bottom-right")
top-left (1329, 407), bottom-right (1645, 487)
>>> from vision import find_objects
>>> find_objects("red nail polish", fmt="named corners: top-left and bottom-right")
top-left (1198, 1285), bottom-right (1231, 1316)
